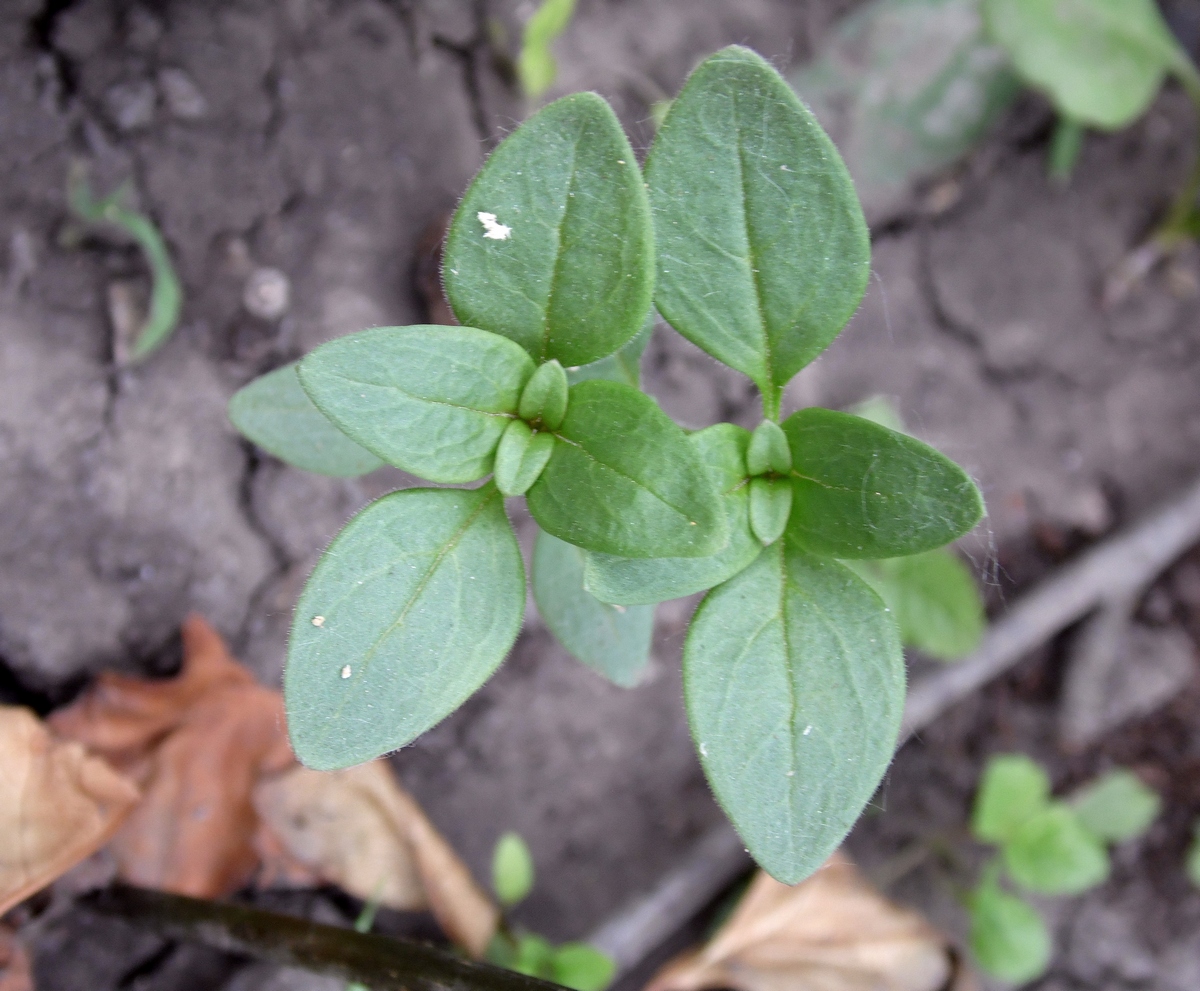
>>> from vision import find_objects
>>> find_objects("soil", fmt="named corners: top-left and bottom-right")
top-left (1, 1), bottom-right (1200, 989)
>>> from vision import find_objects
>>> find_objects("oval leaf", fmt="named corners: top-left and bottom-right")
top-left (783, 407), bottom-right (984, 559)
top-left (444, 93), bottom-right (654, 367)
top-left (228, 362), bottom-right (384, 477)
top-left (492, 831), bottom-right (535, 907)
top-left (645, 46), bottom-right (870, 414)
top-left (1069, 769), bottom-right (1161, 843)
top-left (584, 424), bottom-right (761, 604)
top-left (1004, 805), bottom-right (1110, 895)
top-left (749, 477), bottom-right (792, 546)
top-left (526, 380), bottom-right (725, 558)
top-left (532, 529), bottom-right (654, 687)
top-left (298, 325), bottom-right (534, 484)
top-left (684, 539), bottom-right (905, 883)
top-left (286, 485), bottom-right (525, 769)
top-left (971, 753), bottom-right (1051, 845)
top-left (968, 867), bottom-right (1051, 983)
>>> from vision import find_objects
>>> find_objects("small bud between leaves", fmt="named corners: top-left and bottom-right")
top-left (494, 419), bottom-right (556, 496)
top-left (519, 360), bottom-right (569, 430)
top-left (747, 419), bottom-right (792, 476)
top-left (749, 477), bottom-right (792, 546)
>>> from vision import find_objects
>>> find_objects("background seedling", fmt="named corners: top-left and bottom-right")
top-left (229, 48), bottom-right (984, 887)
top-left (517, 0), bottom-right (577, 99)
top-left (67, 167), bottom-right (182, 362)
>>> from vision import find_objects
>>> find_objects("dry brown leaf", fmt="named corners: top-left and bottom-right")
top-left (0, 706), bottom-right (139, 917)
top-left (49, 614), bottom-right (295, 898)
top-left (0, 924), bottom-right (33, 991)
top-left (647, 853), bottom-right (954, 991)
top-left (255, 762), bottom-right (499, 958)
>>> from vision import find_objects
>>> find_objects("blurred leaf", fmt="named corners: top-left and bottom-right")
top-left (514, 934), bottom-right (557, 978)
top-left (1187, 822), bottom-right (1200, 889)
top-left (647, 853), bottom-right (953, 991)
top-left (971, 753), bottom-right (1050, 844)
top-left (552, 944), bottom-right (614, 991)
top-left (1069, 769), bottom-right (1160, 843)
top-left (492, 832), bottom-right (535, 908)
top-left (517, 0), bottom-right (577, 98)
top-left (0, 706), bottom-right (139, 916)
top-left (967, 864), bottom-right (1051, 983)
top-left (1004, 805), bottom-right (1109, 895)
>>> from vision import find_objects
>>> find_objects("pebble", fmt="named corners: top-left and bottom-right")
top-left (243, 268), bottom-right (291, 320)
top-left (157, 68), bottom-right (208, 120)
top-left (105, 79), bottom-right (157, 132)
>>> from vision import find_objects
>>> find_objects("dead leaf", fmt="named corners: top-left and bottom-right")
top-left (255, 762), bottom-right (499, 958)
top-left (647, 853), bottom-right (954, 991)
top-left (0, 705), bottom-right (139, 917)
top-left (49, 614), bottom-right (294, 897)
top-left (0, 924), bottom-right (33, 991)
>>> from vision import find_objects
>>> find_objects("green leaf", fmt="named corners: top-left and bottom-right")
top-left (532, 528), bottom-right (654, 687)
top-left (492, 831), bottom-right (535, 907)
top-left (747, 420), bottom-right (791, 476)
top-left (516, 0), bottom-right (577, 98)
top-left (850, 549), bottom-right (985, 660)
top-left (228, 363), bottom-right (385, 477)
top-left (1187, 822), bottom-right (1200, 889)
top-left (584, 424), bottom-right (762, 604)
top-left (494, 421), bottom-right (555, 497)
top-left (519, 360), bottom-right (569, 429)
top-left (968, 865), bottom-right (1052, 983)
top-left (298, 325), bottom-right (534, 484)
top-left (645, 46), bottom-right (870, 416)
top-left (444, 93), bottom-right (653, 368)
top-left (749, 477), bottom-right (791, 546)
top-left (1004, 804), bottom-right (1110, 895)
top-left (1070, 769), bottom-right (1160, 843)
top-left (972, 754), bottom-right (1051, 844)
top-left (684, 539), bottom-right (905, 884)
top-left (526, 380), bottom-right (725, 558)
top-left (983, 0), bottom-right (1195, 130)
top-left (513, 935), bottom-right (556, 978)
top-left (783, 407), bottom-right (984, 559)
top-left (552, 945), bottom-right (615, 991)
top-left (285, 485), bottom-right (525, 770)
top-left (566, 317), bottom-right (652, 388)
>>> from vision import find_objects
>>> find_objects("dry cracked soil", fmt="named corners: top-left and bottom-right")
top-left (3, 1), bottom-right (1200, 989)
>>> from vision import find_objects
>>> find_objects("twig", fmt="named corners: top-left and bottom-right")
top-left (81, 885), bottom-right (562, 991)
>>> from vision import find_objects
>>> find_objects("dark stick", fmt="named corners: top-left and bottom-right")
top-left (80, 885), bottom-right (563, 991)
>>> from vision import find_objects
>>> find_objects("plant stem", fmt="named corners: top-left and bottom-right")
top-left (1048, 117), bottom-right (1084, 183)
top-left (81, 885), bottom-right (564, 991)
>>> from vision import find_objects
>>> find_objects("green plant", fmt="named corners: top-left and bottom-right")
top-left (67, 167), bottom-right (183, 361)
top-left (517, 0), bottom-right (577, 99)
top-left (229, 47), bottom-right (983, 886)
top-left (967, 756), bottom-right (1160, 982)
top-left (487, 832), bottom-right (613, 991)
top-left (1187, 819), bottom-right (1200, 889)
top-left (984, 0), bottom-right (1200, 194)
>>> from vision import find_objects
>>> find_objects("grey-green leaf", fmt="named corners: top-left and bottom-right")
top-left (584, 424), bottom-right (761, 604)
top-left (443, 93), bottom-right (653, 367)
top-left (298, 325), bottom-right (533, 484)
top-left (849, 549), bottom-right (985, 660)
top-left (1004, 805), bottom-right (1110, 895)
top-left (526, 380), bottom-right (725, 558)
top-left (972, 753), bottom-right (1051, 845)
top-left (533, 529), bottom-right (654, 686)
top-left (968, 866), bottom-right (1051, 983)
top-left (783, 407), bottom-right (984, 559)
top-left (684, 539), bottom-right (904, 884)
top-left (645, 46), bottom-right (870, 415)
top-left (1070, 769), bottom-right (1161, 843)
top-left (566, 317), bottom-right (652, 388)
top-left (494, 420), bottom-right (555, 497)
top-left (519, 359), bottom-right (569, 429)
top-left (285, 485), bottom-right (524, 770)
top-left (749, 477), bottom-right (792, 546)
top-left (228, 362), bottom-right (384, 477)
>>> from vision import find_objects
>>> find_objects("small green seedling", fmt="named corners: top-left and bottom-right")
top-left (487, 832), bottom-right (614, 991)
top-left (967, 756), bottom-right (1159, 981)
top-left (1187, 819), bottom-right (1200, 889)
top-left (229, 47), bottom-right (984, 887)
top-left (517, 0), bottom-right (577, 99)
top-left (346, 886), bottom-right (384, 991)
top-left (984, 0), bottom-right (1200, 183)
top-left (67, 167), bottom-right (183, 361)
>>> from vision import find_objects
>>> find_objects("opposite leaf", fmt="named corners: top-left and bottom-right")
top-left (972, 753), bottom-right (1050, 845)
top-left (228, 363), bottom-right (384, 477)
top-left (532, 529), bottom-right (654, 687)
top-left (968, 866), bottom-right (1051, 983)
top-left (526, 380), bottom-right (725, 558)
top-left (494, 421), bottom-right (555, 497)
top-left (749, 477), bottom-right (792, 546)
top-left (684, 540), bottom-right (905, 884)
top-left (444, 93), bottom-right (653, 367)
top-left (645, 46), bottom-right (870, 416)
top-left (783, 407), bottom-right (984, 559)
top-left (1070, 769), bottom-right (1160, 843)
top-left (286, 485), bottom-right (525, 770)
top-left (299, 325), bottom-right (534, 484)
top-left (1004, 805), bottom-right (1109, 895)
top-left (584, 424), bottom-right (762, 605)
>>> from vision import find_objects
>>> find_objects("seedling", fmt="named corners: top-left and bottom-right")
top-left (967, 755), bottom-right (1159, 981)
top-left (229, 47), bottom-right (984, 886)
top-left (487, 832), bottom-right (614, 991)
top-left (1188, 819), bottom-right (1200, 889)
top-left (67, 167), bottom-right (183, 361)
top-left (517, 0), bottom-right (577, 99)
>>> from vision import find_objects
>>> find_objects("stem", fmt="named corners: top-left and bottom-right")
top-left (1048, 117), bottom-right (1084, 183)
top-left (1157, 77), bottom-right (1200, 245)
top-left (80, 885), bottom-right (564, 991)
top-left (760, 385), bottom-right (781, 423)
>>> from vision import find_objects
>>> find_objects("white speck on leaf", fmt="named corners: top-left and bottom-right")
top-left (803, 725), bottom-right (813, 736)
top-left (699, 743), bottom-right (708, 756)
top-left (341, 665), bottom-right (352, 679)
top-left (311, 615), bottom-right (325, 627)
top-left (477, 211), bottom-right (511, 240)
